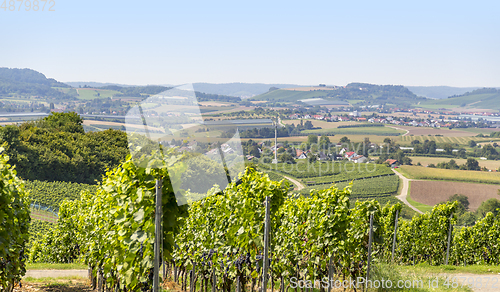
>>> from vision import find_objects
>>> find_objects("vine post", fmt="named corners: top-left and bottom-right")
top-left (262, 196), bottom-right (271, 292)
top-left (365, 214), bottom-right (374, 292)
top-left (391, 209), bottom-right (399, 262)
top-left (445, 213), bottom-right (453, 265)
top-left (153, 178), bottom-right (163, 292)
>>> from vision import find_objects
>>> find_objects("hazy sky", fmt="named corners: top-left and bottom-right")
top-left (1, 0), bottom-right (499, 87)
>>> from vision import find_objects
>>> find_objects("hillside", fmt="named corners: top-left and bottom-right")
top-left (418, 88), bottom-right (500, 110)
top-left (192, 82), bottom-right (301, 98)
top-left (251, 82), bottom-right (427, 107)
top-left (406, 86), bottom-right (481, 99)
top-left (0, 67), bottom-right (72, 99)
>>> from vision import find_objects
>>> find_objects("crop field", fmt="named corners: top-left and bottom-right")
top-left (282, 119), bottom-right (360, 129)
top-left (76, 88), bottom-right (121, 100)
top-left (259, 161), bottom-right (393, 180)
top-left (400, 134), bottom-right (499, 145)
top-left (397, 165), bottom-right (500, 184)
top-left (408, 156), bottom-right (500, 170)
top-left (395, 126), bottom-right (477, 137)
top-left (26, 180), bottom-right (97, 210)
top-left (410, 180), bottom-right (500, 211)
top-left (302, 125), bottom-right (404, 136)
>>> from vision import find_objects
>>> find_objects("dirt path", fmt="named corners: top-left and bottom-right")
top-left (24, 269), bottom-right (87, 278)
top-left (392, 169), bottom-right (423, 214)
top-left (283, 175), bottom-right (305, 190)
top-left (387, 126), bottom-right (410, 136)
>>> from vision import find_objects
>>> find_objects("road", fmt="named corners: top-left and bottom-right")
top-left (392, 169), bottom-right (423, 214)
top-left (387, 125), bottom-right (410, 136)
top-left (282, 175), bottom-right (305, 190)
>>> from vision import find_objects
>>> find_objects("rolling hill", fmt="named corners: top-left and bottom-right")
top-left (192, 82), bottom-right (301, 98)
top-left (251, 83), bottom-right (427, 107)
top-left (406, 86), bottom-right (481, 99)
top-left (418, 88), bottom-right (500, 111)
top-left (0, 67), bottom-right (73, 99)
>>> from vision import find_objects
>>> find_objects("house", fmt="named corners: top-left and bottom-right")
top-left (349, 111), bottom-right (360, 117)
top-left (352, 155), bottom-right (367, 163)
top-left (318, 152), bottom-right (329, 161)
top-left (385, 159), bottom-right (399, 167)
top-left (296, 149), bottom-right (308, 159)
top-left (345, 151), bottom-right (356, 160)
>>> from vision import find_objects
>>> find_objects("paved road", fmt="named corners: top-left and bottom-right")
top-left (283, 175), bottom-right (305, 190)
top-left (24, 269), bottom-right (87, 278)
top-left (392, 169), bottom-right (423, 214)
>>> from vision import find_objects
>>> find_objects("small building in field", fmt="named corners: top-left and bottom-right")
top-left (385, 159), bottom-right (399, 167)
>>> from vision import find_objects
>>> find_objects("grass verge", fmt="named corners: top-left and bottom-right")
top-left (27, 263), bottom-right (87, 270)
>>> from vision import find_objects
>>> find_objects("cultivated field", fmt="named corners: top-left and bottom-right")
top-left (410, 180), bottom-right (500, 211)
top-left (398, 165), bottom-right (500, 184)
top-left (399, 134), bottom-right (500, 145)
top-left (408, 156), bottom-right (500, 170)
top-left (76, 88), bottom-right (121, 100)
top-left (394, 125), bottom-right (477, 137)
top-left (282, 86), bottom-right (337, 91)
top-left (282, 119), bottom-right (360, 128)
top-left (302, 126), bottom-right (404, 136)
top-left (198, 101), bottom-right (236, 106)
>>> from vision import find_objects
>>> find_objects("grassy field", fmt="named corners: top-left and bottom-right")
top-left (398, 165), bottom-right (500, 184)
top-left (409, 156), bottom-right (500, 170)
top-left (250, 88), bottom-right (336, 101)
top-left (282, 119), bottom-right (360, 128)
top-left (418, 91), bottom-right (500, 111)
top-left (26, 263), bottom-right (87, 270)
top-left (76, 88), bottom-right (121, 100)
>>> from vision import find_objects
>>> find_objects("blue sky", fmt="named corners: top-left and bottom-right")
top-left (1, 0), bottom-right (499, 87)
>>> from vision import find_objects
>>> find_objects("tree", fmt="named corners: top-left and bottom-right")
top-left (304, 120), bottom-right (314, 129)
top-left (443, 143), bottom-right (453, 155)
top-left (307, 134), bottom-right (318, 144)
top-left (319, 135), bottom-right (330, 149)
top-left (339, 136), bottom-right (350, 144)
top-left (447, 194), bottom-right (470, 212)
top-left (469, 140), bottom-right (477, 147)
top-left (248, 145), bottom-right (260, 158)
top-left (465, 158), bottom-right (480, 171)
top-left (278, 152), bottom-right (295, 164)
top-left (49, 102), bottom-right (55, 110)
top-left (308, 154), bottom-right (317, 163)
top-left (477, 198), bottom-right (500, 217)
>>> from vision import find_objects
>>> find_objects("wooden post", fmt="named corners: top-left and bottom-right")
top-left (365, 214), bottom-right (374, 292)
top-left (153, 179), bottom-right (162, 292)
top-left (191, 262), bottom-right (197, 292)
top-left (445, 214), bottom-right (453, 265)
top-left (212, 268), bottom-right (216, 292)
top-left (262, 196), bottom-right (271, 292)
top-left (327, 257), bottom-right (333, 292)
top-left (391, 210), bottom-right (399, 262)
